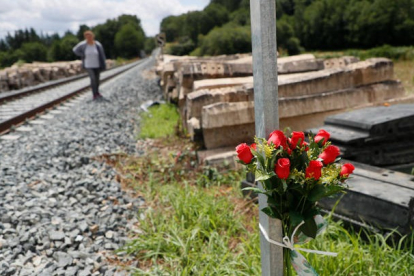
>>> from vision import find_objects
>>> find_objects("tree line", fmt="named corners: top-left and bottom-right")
top-left (160, 0), bottom-right (414, 56)
top-left (0, 14), bottom-right (156, 68)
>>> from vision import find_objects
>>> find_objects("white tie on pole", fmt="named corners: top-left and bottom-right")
top-left (250, 0), bottom-right (283, 275)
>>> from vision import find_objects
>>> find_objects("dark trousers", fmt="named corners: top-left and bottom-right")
top-left (86, 68), bottom-right (101, 97)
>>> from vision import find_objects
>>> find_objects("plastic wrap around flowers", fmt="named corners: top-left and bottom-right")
top-left (236, 129), bottom-right (354, 276)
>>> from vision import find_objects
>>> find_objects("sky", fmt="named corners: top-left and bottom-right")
top-left (0, 0), bottom-right (210, 39)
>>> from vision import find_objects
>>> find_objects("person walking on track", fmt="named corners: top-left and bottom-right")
top-left (73, 30), bottom-right (107, 101)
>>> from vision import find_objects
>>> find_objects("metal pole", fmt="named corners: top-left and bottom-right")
top-left (250, 0), bottom-right (284, 275)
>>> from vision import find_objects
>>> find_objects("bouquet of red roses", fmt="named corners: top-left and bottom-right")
top-left (236, 129), bottom-right (354, 275)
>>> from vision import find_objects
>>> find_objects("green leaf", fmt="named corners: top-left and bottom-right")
top-left (255, 170), bottom-right (271, 181)
top-left (242, 187), bottom-right (265, 194)
top-left (269, 152), bottom-right (278, 171)
top-left (303, 208), bottom-right (320, 222)
top-left (282, 179), bottom-right (287, 192)
top-left (324, 185), bottom-right (346, 197)
top-left (300, 218), bottom-right (318, 239)
top-left (308, 184), bottom-right (328, 202)
top-left (261, 206), bottom-right (279, 219)
top-left (255, 151), bottom-right (266, 168)
top-left (267, 195), bottom-right (280, 206)
top-left (289, 210), bottom-right (304, 227)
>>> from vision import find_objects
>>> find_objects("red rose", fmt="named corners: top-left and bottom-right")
top-left (303, 142), bottom-right (310, 151)
top-left (314, 129), bottom-right (330, 145)
top-left (289, 131), bottom-right (305, 150)
top-left (250, 143), bottom-right (257, 151)
top-left (319, 145), bottom-right (340, 165)
top-left (305, 160), bottom-right (323, 180)
top-left (236, 143), bottom-right (254, 164)
top-left (275, 158), bottom-right (290, 180)
top-left (340, 163), bottom-right (355, 177)
top-left (268, 130), bottom-right (288, 149)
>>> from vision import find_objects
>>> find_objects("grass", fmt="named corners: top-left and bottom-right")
top-left (138, 103), bottom-right (180, 139)
top-left (107, 55), bottom-right (414, 275)
top-left (111, 139), bottom-right (414, 275)
top-left (312, 45), bottom-right (414, 61)
top-left (111, 140), bottom-right (261, 275)
top-left (394, 60), bottom-right (414, 95)
top-left (301, 219), bottom-right (414, 275)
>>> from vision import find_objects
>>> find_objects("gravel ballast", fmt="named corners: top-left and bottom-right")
top-left (0, 58), bottom-right (162, 275)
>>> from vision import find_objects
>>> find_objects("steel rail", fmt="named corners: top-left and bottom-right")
top-left (0, 59), bottom-right (145, 134)
top-left (0, 60), bottom-right (140, 105)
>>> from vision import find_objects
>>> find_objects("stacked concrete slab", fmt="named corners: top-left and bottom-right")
top-left (0, 59), bottom-right (115, 93)
top-left (308, 104), bottom-right (414, 167)
top-left (155, 54), bottom-right (406, 164)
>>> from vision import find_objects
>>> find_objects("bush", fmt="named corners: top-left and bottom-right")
top-left (144, 37), bottom-right (156, 55)
top-left (345, 45), bottom-right (414, 61)
top-left (277, 16), bottom-right (303, 55)
top-left (0, 50), bottom-right (20, 68)
top-left (165, 37), bottom-right (195, 56)
top-left (48, 34), bottom-right (78, 61)
top-left (115, 23), bottom-right (144, 58)
top-left (285, 37), bottom-right (303, 55)
top-left (198, 24), bottom-right (251, 56)
top-left (20, 42), bottom-right (48, 62)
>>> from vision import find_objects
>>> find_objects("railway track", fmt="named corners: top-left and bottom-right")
top-left (0, 59), bottom-right (144, 135)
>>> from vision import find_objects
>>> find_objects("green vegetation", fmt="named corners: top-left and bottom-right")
top-left (109, 104), bottom-right (414, 274)
top-left (122, 166), bottom-right (261, 275)
top-left (116, 141), bottom-right (414, 275)
top-left (313, 45), bottom-right (414, 61)
top-left (138, 104), bottom-right (180, 139)
top-left (197, 24), bottom-right (252, 56)
top-left (302, 219), bottom-right (414, 275)
top-left (115, 23), bottom-right (145, 59)
top-left (161, 0), bottom-right (414, 56)
top-left (0, 14), bottom-right (152, 68)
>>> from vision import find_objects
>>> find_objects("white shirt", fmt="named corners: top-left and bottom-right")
top-left (84, 44), bottom-right (100, 68)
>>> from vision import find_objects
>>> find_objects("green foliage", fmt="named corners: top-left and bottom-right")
top-left (48, 33), bottom-right (78, 61)
top-left (144, 37), bottom-right (156, 55)
top-left (346, 45), bottom-right (414, 61)
top-left (0, 50), bottom-right (20, 68)
top-left (198, 24), bottom-right (252, 56)
top-left (165, 37), bottom-right (196, 56)
top-left (120, 154), bottom-right (261, 275)
top-left (94, 14), bottom-right (146, 59)
top-left (160, 15), bottom-right (186, 42)
top-left (117, 143), bottom-right (414, 274)
top-left (199, 3), bottom-right (229, 35)
top-left (313, 46), bottom-right (414, 62)
top-left (160, 0), bottom-right (414, 56)
top-left (76, 24), bottom-right (90, 41)
top-left (211, 0), bottom-right (244, 12)
top-left (5, 28), bottom-right (40, 49)
top-left (229, 6), bottom-right (250, 26)
top-left (115, 23), bottom-right (144, 58)
top-left (302, 219), bottom-right (414, 275)
top-left (277, 16), bottom-right (303, 55)
top-left (19, 42), bottom-right (47, 62)
top-left (139, 104), bottom-right (179, 139)
top-left (159, 0), bottom-right (302, 56)
top-left (189, 47), bottom-right (202, 57)
top-left (296, 0), bottom-right (414, 50)
top-left (113, 98), bottom-right (414, 274)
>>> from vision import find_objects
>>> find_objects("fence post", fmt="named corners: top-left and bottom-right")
top-left (250, 1), bottom-right (284, 275)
